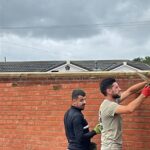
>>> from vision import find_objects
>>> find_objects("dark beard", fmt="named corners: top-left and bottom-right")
top-left (112, 94), bottom-right (121, 99)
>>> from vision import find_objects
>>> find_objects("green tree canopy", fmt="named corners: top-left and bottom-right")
top-left (133, 56), bottom-right (150, 65)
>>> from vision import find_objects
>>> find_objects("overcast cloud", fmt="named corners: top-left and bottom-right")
top-left (0, 0), bottom-right (150, 61)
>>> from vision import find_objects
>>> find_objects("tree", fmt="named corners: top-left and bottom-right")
top-left (133, 57), bottom-right (143, 62)
top-left (143, 56), bottom-right (150, 65)
top-left (133, 56), bottom-right (150, 65)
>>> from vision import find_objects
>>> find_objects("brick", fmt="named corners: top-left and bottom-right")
top-left (0, 73), bottom-right (150, 149)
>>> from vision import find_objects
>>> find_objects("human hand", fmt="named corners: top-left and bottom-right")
top-left (146, 82), bottom-right (150, 86)
top-left (141, 85), bottom-right (150, 97)
top-left (93, 124), bottom-right (102, 134)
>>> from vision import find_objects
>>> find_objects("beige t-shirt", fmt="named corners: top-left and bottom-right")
top-left (99, 99), bottom-right (122, 147)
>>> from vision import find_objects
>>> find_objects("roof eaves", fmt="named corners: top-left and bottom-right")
top-left (44, 61), bottom-right (67, 72)
top-left (104, 63), bottom-right (123, 71)
top-left (70, 61), bottom-right (92, 71)
top-left (127, 61), bottom-right (150, 70)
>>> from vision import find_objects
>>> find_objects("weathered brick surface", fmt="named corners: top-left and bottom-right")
top-left (0, 72), bottom-right (149, 150)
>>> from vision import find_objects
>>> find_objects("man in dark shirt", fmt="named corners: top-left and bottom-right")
top-left (64, 89), bottom-right (101, 150)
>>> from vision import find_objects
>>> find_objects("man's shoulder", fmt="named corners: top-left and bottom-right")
top-left (101, 99), bottom-right (112, 106)
top-left (100, 100), bottom-right (118, 111)
top-left (65, 107), bottom-right (83, 118)
top-left (101, 99), bottom-right (117, 105)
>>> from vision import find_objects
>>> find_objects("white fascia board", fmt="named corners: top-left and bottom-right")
top-left (111, 64), bottom-right (141, 72)
top-left (47, 63), bottom-right (88, 72)
top-left (69, 63), bottom-right (88, 71)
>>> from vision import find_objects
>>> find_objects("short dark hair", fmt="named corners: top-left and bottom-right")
top-left (72, 89), bottom-right (86, 100)
top-left (100, 77), bottom-right (116, 96)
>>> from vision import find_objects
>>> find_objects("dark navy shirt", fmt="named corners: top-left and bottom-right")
top-left (64, 106), bottom-right (96, 150)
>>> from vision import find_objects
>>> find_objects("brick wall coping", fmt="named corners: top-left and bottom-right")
top-left (0, 71), bottom-right (149, 79)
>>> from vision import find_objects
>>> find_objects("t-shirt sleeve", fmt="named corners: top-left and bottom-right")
top-left (107, 102), bottom-right (119, 117)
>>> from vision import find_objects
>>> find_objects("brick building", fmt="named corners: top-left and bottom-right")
top-left (0, 72), bottom-right (150, 150)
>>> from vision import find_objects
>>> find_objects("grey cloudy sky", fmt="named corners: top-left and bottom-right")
top-left (0, 0), bottom-right (150, 61)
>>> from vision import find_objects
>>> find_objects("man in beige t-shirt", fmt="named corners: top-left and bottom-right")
top-left (99, 77), bottom-right (150, 150)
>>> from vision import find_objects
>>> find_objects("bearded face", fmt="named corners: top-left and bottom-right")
top-left (72, 95), bottom-right (86, 110)
top-left (109, 82), bottom-right (121, 99)
top-left (112, 93), bottom-right (121, 99)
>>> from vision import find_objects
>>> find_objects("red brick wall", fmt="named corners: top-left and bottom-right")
top-left (0, 72), bottom-right (149, 150)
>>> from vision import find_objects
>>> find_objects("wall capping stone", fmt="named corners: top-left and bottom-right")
top-left (0, 71), bottom-right (149, 79)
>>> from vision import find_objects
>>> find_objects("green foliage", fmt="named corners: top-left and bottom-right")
top-left (133, 56), bottom-right (150, 65)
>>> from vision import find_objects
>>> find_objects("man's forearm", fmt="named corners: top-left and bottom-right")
top-left (83, 130), bottom-right (96, 139)
top-left (127, 94), bottom-right (146, 112)
top-left (128, 81), bottom-right (147, 93)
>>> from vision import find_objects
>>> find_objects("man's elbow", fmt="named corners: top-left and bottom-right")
top-left (127, 106), bottom-right (136, 113)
